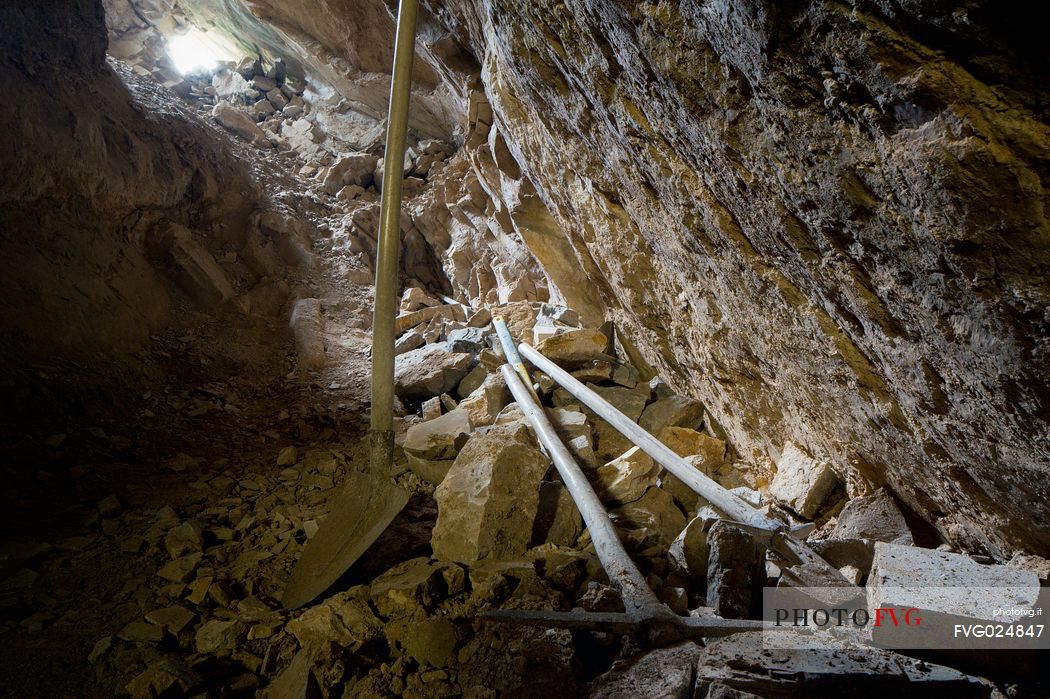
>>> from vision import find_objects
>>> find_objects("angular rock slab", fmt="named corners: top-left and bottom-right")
top-left (769, 442), bottom-right (839, 519)
top-left (697, 631), bottom-right (995, 698)
top-left (394, 344), bottom-right (474, 400)
top-left (867, 542), bottom-right (1041, 639)
top-left (639, 394), bottom-right (704, 435)
top-left (595, 446), bottom-right (660, 506)
top-left (706, 520), bottom-right (764, 619)
top-left (610, 486), bottom-right (686, 550)
top-left (431, 423), bottom-right (549, 563)
top-left (535, 327), bottom-right (609, 363)
top-left (402, 408), bottom-right (472, 484)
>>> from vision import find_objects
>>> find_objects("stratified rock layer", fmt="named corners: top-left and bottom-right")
top-left (421, 0), bottom-right (1049, 557)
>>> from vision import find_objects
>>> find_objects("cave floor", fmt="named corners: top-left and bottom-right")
top-left (0, 290), bottom-right (395, 695)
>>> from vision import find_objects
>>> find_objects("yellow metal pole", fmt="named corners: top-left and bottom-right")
top-left (370, 0), bottom-right (419, 477)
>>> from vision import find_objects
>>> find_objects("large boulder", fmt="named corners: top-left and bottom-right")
top-left (394, 344), bottom-right (474, 400)
top-left (610, 487), bottom-right (686, 550)
top-left (457, 373), bottom-right (510, 427)
top-left (829, 488), bottom-right (913, 545)
top-left (212, 102), bottom-right (270, 147)
top-left (286, 585), bottom-right (381, 655)
top-left (322, 152), bottom-right (378, 194)
top-left (657, 426), bottom-right (727, 510)
top-left (697, 632), bottom-right (995, 697)
top-left (431, 423), bottom-right (550, 562)
top-left (639, 395), bottom-right (704, 435)
top-left (586, 383), bottom-right (650, 462)
top-left (867, 543), bottom-right (1041, 645)
top-left (535, 328), bottom-right (609, 363)
top-left (769, 442), bottom-right (839, 519)
top-left (668, 506), bottom-right (719, 583)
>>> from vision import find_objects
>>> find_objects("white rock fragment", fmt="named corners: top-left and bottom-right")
top-left (768, 442), bottom-right (838, 519)
top-left (290, 298), bottom-right (326, 371)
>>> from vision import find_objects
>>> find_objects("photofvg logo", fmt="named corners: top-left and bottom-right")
top-left (761, 587), bottom-right (1050, 650)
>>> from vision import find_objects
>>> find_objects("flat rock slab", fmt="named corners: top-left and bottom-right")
top-left (394, 304), bottom-right (466, 334)
top-left (697, 632), bottom-right (995, 698)
top-left (535, 328), bottom-right (609, 363)
top-left (868, 543), bottom-right (1040, 623)
top-left (394, 344), bottom-right (474, 400)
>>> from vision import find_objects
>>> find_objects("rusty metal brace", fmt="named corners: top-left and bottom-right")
top-left (480, 350), bottom-right (767, 644)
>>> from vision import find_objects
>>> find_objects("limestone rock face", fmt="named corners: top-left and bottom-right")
top-left (431, 423), bottom-right (550, 563)
top-left (416, 0), bottom-right (1050, 557)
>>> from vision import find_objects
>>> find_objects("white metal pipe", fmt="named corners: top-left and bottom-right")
top-left (494, 316), bottom-right (540, 403)
top-left (500, 365), bottom-right (659, 612)
top-left (519, 343), bottom-right (781, 530)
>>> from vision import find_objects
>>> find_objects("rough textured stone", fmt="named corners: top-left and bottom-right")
top-left (535, 328), bottom-right (609, 363)
top-left (394, 304), bottom-right (466, 334)
top-left (323, 152), bottom-right (378, 194)
top-left (610, 486), bottom-right (686, 550)
top-left (394, 344), bottom-right (474, 400)
top-left (706, 521), bottom-right (763, 619)
top-left (587, 383), bottom-right (651, 462)
top-left (287, 586), bottom-right (381, 653)
top-left (369, 558), bottom-right (453, 618)
top-left (667, 507), bottom-right (719, 583)
top-left (212, 102), bottom-right (270, 146)
top-left (830, 488), bottom-right (913, 545)
top-left (867, 543), bottom-right (1041, 624)
top-left (431, 424), bottom-right (549, 562)
top-left (194, 619), bottom-right (244, 656)
top-left (402, 407), bottom-right (472, 484)
top-left (594, 447), bottom-right (659, 506)
top-left (769, 442), bottom-right (839, 519)
top-left (457, 373), bottom-right (510, 428)
top-left (587, 642), bottom-right (700, 699)
top-left (533, 481), bottom-right (583, 547)
top-left (638, 395), bottom-right (704, 435)
top-left (547, 407), bottom-right (597, 469)
top-left (658, 427), bottom-right (727, 510)
top-left (386, 617), bottom-right (459, 668)
top-left (290, 298), bottom-right (326, 371)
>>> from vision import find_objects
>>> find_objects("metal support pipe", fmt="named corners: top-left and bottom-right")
top-left (518, 343), bottom-right (782, 530)
top-left (493, 316), bottom-right (540, 403)
top-left (369, 0), bottom-right (419, 478)
top-left (500, 364), bottom-right (659, 613)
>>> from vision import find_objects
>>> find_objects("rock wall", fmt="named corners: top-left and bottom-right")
top-left (5, 0), bottom-right (1047, 558)
top-left (420, 0), bottom-right (1050, 557)
top-left (0, 0), bottom-right (261, 366)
